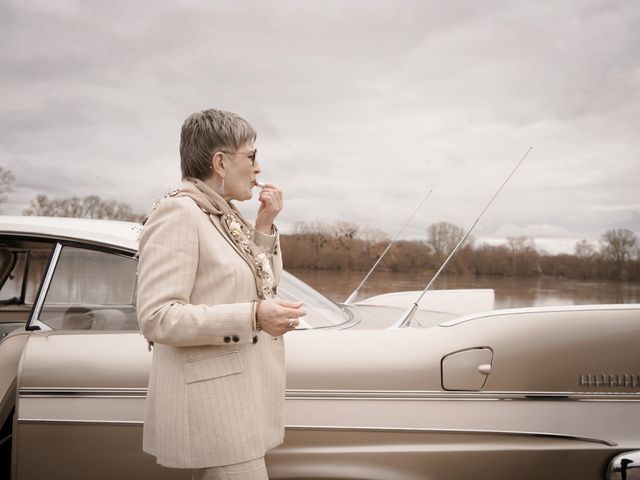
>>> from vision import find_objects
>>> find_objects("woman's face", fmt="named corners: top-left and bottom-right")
top-left (221, 142), bottom-right (261, 201)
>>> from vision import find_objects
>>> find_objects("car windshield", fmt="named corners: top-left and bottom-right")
top-left (278, 271), bottom-right (352, 328)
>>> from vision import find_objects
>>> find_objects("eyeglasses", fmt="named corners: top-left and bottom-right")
top-left (221, 149), bottom-right (257, 167)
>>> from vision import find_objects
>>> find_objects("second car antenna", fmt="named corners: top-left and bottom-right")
top-left (391, 146), bottom-right (534, 328)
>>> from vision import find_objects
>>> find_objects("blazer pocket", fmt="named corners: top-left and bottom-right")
top-left (183, 351), bottom-right (244, 384)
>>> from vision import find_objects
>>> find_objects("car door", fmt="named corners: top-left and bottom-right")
top-left (10, 243), bottom-right (187, 480)
top-left (0, 238), bottom-right (54, 474)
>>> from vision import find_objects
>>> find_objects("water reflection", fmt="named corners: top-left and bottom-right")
top-left (289, 269), bottom-right (640, 309)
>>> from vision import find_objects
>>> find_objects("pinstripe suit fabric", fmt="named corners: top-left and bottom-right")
top-left (192, 458), bottom-right (268, 479)
top-left (136, 195), bottom-right (285, 469)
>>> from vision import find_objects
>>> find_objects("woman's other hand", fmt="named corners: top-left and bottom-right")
top-left (257, 297), bottom-right (306, 336)
top-left (255, 184), bottom-right (283, 234)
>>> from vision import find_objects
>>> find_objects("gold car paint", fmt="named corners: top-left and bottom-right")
top-left (11, 304), bottom-right (640, 479)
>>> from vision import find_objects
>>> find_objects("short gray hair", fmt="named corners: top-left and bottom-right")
top-left (179, 109), bottom-right (257, 180)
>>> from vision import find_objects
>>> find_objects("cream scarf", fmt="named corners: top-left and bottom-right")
top-left (175, 178), bottom-right (276, 300)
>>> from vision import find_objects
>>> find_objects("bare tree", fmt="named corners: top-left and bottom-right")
top-left (426, 222), bottom-right (468, 259)
top-left (599, 229), bottom-right (639, 280)
top-left (507, 235), bottom-right (535, 253)
top-left (600, 229), bottom-right (639, 263)
top-left (505, 235), bottom-right (540, 275)
top-left (331, 221), bottom-right (359, 240)
top-left (574, 239), bottom-right (596, 258)
top-left (357, 225), bottom-right (389, 244)
top-left (0, 166), bottom-right (15, 211)
top-left (23, 194), bottom-right (144, 222)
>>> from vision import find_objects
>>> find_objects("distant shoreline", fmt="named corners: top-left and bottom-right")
top-left (281, 223), bottom-right (640, 282)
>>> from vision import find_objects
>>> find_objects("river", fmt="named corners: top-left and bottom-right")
top-left (288, 268), bottom-right (640, 309)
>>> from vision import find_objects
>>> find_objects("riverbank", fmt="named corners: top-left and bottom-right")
top-left (281, 224), bottom-right (640, 281)
top-left (288, 269), bottom-right (640, 309)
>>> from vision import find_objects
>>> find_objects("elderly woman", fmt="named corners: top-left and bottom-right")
top-left (136, 109), bottom-right (305, 480)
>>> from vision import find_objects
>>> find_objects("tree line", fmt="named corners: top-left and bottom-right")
top-left (2, 167), bottom-right (638, 280)
top-left (0, 166), bottom-right (143, 221)
top-left (23, 193), bottom-right (144, 222)
top-left (281, 221), bottom-right (640, 281)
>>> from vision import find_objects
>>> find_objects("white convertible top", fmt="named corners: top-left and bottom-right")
top-left (0, 215), bottom-right (140, 252)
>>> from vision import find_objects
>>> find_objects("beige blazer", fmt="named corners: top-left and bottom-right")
top-left (136, 194), bottom-right (285, 469)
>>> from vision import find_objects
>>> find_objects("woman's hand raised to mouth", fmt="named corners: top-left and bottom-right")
top-left (255, 183), bottom-right (283, 235)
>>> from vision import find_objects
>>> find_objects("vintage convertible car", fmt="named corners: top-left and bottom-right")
top-left (0, 215), bottom-right (638, 479)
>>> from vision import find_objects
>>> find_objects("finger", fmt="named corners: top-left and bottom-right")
top-left (259, 189), bottom-right (280, 199)
top-left (260, 189), bottom-right (282, 204)
top-left (259, 188), bottom-right (282, 201)
top-left (259, 188), bottom-right (279, 198)
top-left (258, 192), bottom-right (279, 207)
top-left (258, 194), bottom-right (276, 208)
top-left (260, 183), bottom-right (281, 192)
top-left (282, 307), bottom-right (307, 318)
top-left (275, 298), bottom-right (304, 308)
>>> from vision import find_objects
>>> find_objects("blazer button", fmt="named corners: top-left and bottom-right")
top-left (223, 336), bottom-right (231, 343)
top-left (232, 335), bottom-right (240, 343)
top-left (252, 335), bottom-right (258, 344)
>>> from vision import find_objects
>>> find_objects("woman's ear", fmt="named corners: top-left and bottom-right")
top-left (211, 151), bottom-right (226, 177)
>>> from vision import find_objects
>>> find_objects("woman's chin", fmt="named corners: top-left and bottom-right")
top-left (239, 190), bottom-right (253, 202)
top-left (228, 188), bottom-right (253, 202)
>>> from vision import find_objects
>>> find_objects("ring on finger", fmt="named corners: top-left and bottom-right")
top-left (288, 318), bottom-right (296, 329)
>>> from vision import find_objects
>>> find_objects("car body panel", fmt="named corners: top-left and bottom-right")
top-left (13, 311), bottom-right (640, 479)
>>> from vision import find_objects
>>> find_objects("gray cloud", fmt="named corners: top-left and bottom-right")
top-left (1, 0), bottom-right (639, 252)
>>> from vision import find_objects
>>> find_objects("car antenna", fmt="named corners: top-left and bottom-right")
top-left (390, 146), bottom-right (534, 328)
top-left (344, 188), bottom-right (433, 304)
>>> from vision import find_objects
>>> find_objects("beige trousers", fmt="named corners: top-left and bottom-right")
top-left (192, 458), bottom-right (268, 480)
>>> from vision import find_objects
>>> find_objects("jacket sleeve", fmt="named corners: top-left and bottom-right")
top-left (136, 198), bottom-right (255, 346)
top-left (253, 227), bottom-right (283, 287)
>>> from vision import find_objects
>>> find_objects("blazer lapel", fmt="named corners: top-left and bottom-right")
top-left (205, 212), bottom-right (257, 275)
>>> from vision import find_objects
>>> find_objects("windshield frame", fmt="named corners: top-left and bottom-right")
top-left (277, 271), bottom-right (357, 329)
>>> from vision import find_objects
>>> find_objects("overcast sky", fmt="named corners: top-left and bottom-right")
top-left (1, 0), bottom-right (639, 253)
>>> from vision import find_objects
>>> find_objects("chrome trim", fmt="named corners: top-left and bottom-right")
top-left (607, 450), bottom-right (640, 480)
top-left (19, 387), bottom-right (147, 398)
top-left (440, 303), bottom-right (640, 327)
top-left (284, 425), bottom-right (617, 446)
top-left (18, 418), bottom-right (143, 426)
top-left (285, 389), bottom-right (640, 401)
top-left (19, 387), bottom-right (640, 401)
top-left (14, 418), bottom-right (617, 447)
top-left (26, 242), bottom-right (62, 331)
